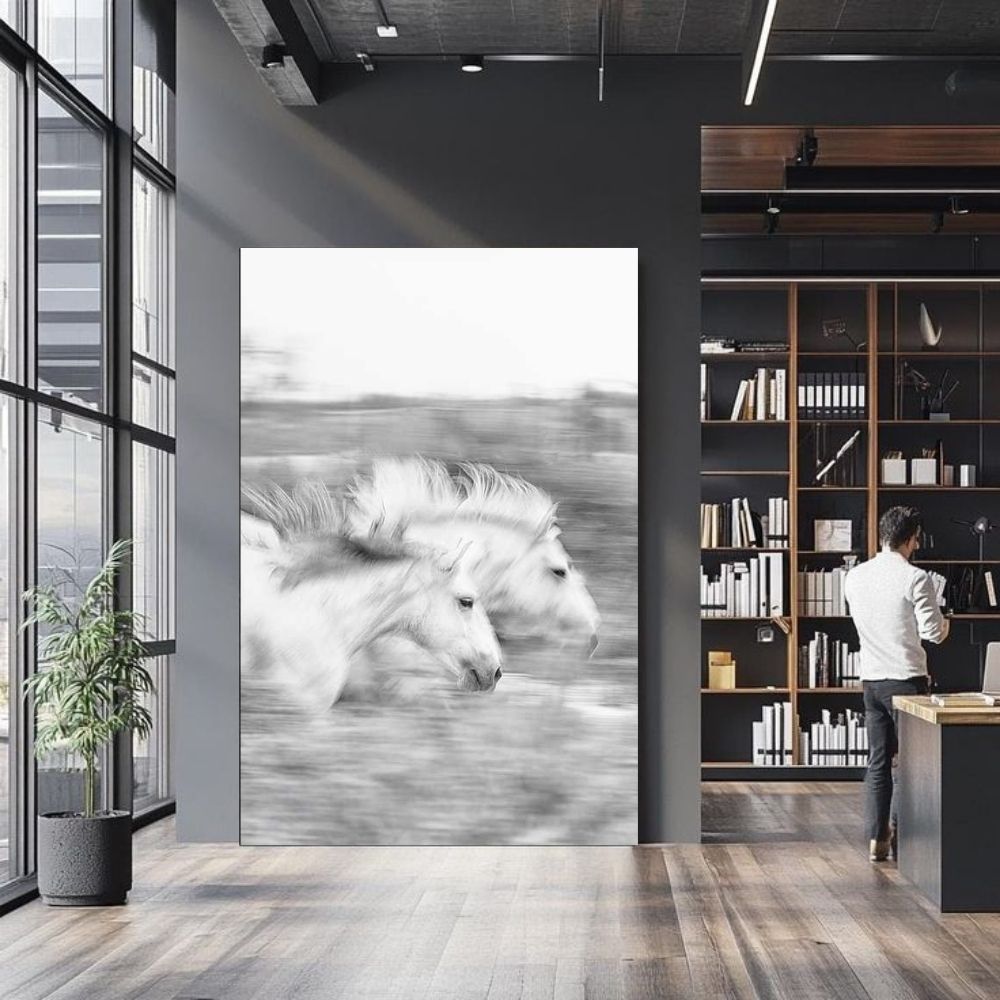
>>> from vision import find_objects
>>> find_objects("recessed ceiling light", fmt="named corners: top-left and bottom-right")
top-left (461, 55), bottom-right (484, 73)
top-left (376, 24), bottom-right (398, 38)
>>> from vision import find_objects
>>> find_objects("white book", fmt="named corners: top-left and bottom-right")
top-left (730, 379), bottom-right (749, 422)
top-left (756, 368), bottom-right (767, 421)
top-left (783, 701), bottom-right (793, 765)
top-left (858, 375), bottom-right (866, 414)
top-left (742, 497), bottom-right (757, 547)
top-left (768, 552), bottom-right (784, 615)
top-left (752, 722), bottom-right (765, 766)
top-left (763, 706), bottom-right (775, 767)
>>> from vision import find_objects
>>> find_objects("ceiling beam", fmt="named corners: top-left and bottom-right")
top-left (212, 0), bottom-right (322, 105)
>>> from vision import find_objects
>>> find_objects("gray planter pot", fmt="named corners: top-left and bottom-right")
top-left (37, 811), bottom-right (133, 906)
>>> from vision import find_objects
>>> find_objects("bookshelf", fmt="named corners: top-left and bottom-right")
top-left (700, 279), bottom-right (1000, 778)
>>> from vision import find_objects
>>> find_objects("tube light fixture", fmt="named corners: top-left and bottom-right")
top-left (376, 24), bottom-right (398, 38)
top-left (742, 0), bottom-right (779, 106)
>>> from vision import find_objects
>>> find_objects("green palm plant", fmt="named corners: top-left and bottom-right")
top-left (22, 539), bottom-right (153, 819)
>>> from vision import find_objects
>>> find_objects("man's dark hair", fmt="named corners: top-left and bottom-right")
top-left (879, 505), bottom-right (923, 549)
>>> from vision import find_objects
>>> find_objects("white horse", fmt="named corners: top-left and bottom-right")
top-left (241, 482), bottom-right (503, 710)
top-left (347, 458), bottom-right (601, 650)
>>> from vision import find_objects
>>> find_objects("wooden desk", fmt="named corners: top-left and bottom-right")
top-left (894, 695), bottom-right (1000, 912)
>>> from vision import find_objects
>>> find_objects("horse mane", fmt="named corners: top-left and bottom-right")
top-left (347, 457), bottom-right (461, 533)
top-left (242, 479), bottom-right (343, 541)
top-left (348, 457), bottom-right (559, 539)
top-left (457, 463), bottom-right (559, 538)
top-left (241, 479), bottom-right (425, 579)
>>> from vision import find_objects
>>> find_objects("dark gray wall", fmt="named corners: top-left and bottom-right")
top-left (177, 0), bottom-right (995, 842)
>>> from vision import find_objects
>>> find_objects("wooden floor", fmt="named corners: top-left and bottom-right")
top-left (4, 783), bottom-right (1000, 999)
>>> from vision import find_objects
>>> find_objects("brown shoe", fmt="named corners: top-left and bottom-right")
top-left (869, 838), bottom-right (890, 862)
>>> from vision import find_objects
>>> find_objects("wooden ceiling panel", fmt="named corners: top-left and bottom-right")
top-left (703, 126), bottom-right (1000, 191)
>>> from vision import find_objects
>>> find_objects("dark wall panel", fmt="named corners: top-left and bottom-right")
top-left (177, 0), bottom-right (998, 842)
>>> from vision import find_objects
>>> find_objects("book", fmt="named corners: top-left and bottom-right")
top-left (730, 380), bottom-right (749, 421)
top-left (930, 693), bottom-right (997, 707)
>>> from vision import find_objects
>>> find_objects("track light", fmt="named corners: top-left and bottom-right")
top-left (949, 195), bottom-right (969, 215)
top-left (461, 55), bottom-right (484, 73)
top-left (742, 0), bottom-right (779, 106)
top-left (764, 198), bottom-right (780, 234)
top-left (261, 43), bottom-right (285, 69)
top-left (796, 130), bottom-right (818, 167)
top-left (356, 52), bottom-right (375, 72)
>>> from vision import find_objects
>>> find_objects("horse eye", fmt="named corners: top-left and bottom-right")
top-left (458, 596), bottom-right (475, 610)
top-left (551, 568), bottom-right (567, 579)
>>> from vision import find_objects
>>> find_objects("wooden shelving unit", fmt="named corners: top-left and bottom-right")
top-left (700, 279), bottom-right (1000, 778)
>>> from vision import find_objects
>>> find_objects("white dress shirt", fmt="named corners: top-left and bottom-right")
top-left (844, 549), bottom-right (948, 681)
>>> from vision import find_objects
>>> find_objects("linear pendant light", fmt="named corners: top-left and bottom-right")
top-left (742, 0), bottom-right (779, 106)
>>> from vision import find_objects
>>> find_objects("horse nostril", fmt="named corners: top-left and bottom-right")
top-left (494, 666), bottom-right (503, 682)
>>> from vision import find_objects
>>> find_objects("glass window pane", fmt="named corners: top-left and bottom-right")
top-left (0, 1), bottom-right (23, 34)
top-left (37, 0), bottom-right (108, 110)
top-left (37, 89), bottom-right (105, 411)
top-left (132, 170), bottom-right (173, 369)
top-left (37, 404), bottom-right (105, 595)
top-left (133, 0), bottom-right (175, 171)
top-left (132, 359), bottom-right (174, 436)
top-left (0, 394), bottom-right (17, 882)
top-left (0, 62), bottom-right (17, 385)
top-left (132, 442), bottom-right (174, 641)
top-left (36, 405), bottom-right (106, 817)
top-left (133, 654), bottom-right (171, 810)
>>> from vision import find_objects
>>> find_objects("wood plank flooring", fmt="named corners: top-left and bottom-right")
top-left (3, 783), bottom-right (1000, 999)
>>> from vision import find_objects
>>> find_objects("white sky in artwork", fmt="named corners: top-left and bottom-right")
top-left (241, 248), bottom-right (637, 400)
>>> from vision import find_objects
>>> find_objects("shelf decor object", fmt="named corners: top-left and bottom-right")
top-left (814, 519), bottom-right (853, 552)
top-left (708, 650), bottom-right (737, 690)
top-left (919, 301), bottom-right (943, 350)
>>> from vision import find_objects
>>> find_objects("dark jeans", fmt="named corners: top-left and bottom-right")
top-left (863, 676), bottom-right (929, 841)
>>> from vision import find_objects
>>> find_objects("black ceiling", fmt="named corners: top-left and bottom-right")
top-left (288, 0), bottom-right (1000, 61)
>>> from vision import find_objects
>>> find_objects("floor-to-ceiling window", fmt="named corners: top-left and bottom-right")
top-left (0, 1), bottom-right (174, 907)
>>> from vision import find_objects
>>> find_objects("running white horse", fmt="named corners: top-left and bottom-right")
top-left (347, 458), bottom-right (601, 649)
top-left (241, 481), bottom-right (503, 710)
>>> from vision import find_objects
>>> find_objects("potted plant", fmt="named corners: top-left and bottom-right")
top-left (23, 539), bottom-right (153, 906)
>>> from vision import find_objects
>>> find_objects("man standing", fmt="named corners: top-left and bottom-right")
top-left (844, 505), bottom-right (950, 862)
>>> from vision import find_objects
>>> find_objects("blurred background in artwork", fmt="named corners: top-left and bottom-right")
top-left (240, 249), bottom-right (637, 845)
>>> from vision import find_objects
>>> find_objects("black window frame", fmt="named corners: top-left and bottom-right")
top-left (0, 1), bottom-right (175, 916)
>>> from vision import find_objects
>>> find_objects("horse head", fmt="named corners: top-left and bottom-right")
top-left (483, 527), bottom-right (601, 652)
top-left (402, 547), bottom-right (504, 693)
